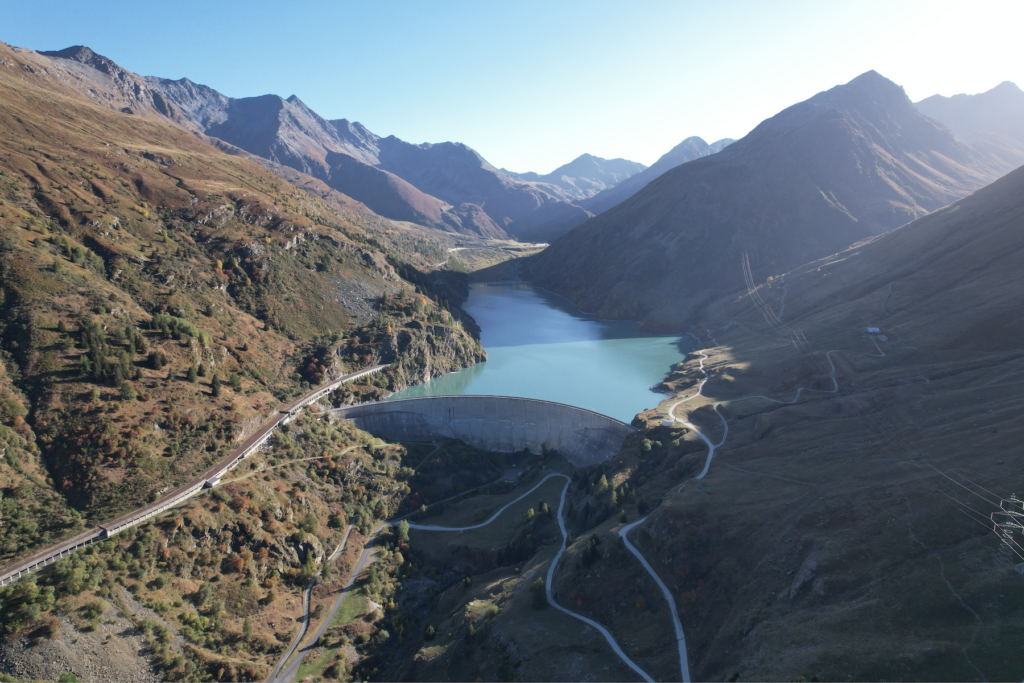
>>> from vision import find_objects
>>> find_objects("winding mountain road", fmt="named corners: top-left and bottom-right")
top-left (547, 476), bottom-right (655, 682)
top-left (404, 471), bottom-right (656, 681)
top-left (273, 470), bottom-right (657, 683)
top-left (405, 472), bottom-right (569, 532)
top-left (619, 517), bottom-right (690, 682)
top-left (619, 343), bottom-right (844, 679)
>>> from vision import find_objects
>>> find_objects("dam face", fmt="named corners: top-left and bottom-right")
top-left (329, 395), bottom-right (635, 466)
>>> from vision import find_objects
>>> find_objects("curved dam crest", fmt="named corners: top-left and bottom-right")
top-left (329, 395), bottom-right (635, 466)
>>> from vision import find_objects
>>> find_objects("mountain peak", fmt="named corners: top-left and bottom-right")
top-left (837, 70), bottom-right (908, 101)
top-left (40, 45), bottom-right (120, 74)
top-left (40, 45), bottom-right (98, 61)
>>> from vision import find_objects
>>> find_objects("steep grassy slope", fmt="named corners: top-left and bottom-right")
top-left (576, 165), bottom-right (1024, 680)
top-left (0, 41), bottom-right (483, 566)
top-left (527, 71), bottom-right (1012, 332)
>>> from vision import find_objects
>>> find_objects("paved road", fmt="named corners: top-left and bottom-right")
top-left (274, 469), bottom-right (654, 683)
top-left (546, 476), bottom-right (654, 682)
top-left (406, 472), bottom-right (569, 532)
top-left (669, 349), bottom-right (840, 482)
top-left (620, 517), bottom-right (690, 682)
top-left (409, 470), bottom-right (654, 681)
top-left (646, 345), bottom-right (843, 678)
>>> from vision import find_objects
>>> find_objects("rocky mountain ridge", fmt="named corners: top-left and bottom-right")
top-left (581, 135), bottom-right (734, 215)
top-left (502, 153), bottom-right (647, 201)
top-left (527, 70), bottom-right (1015, 331)
top-left (915, 80), bottom-right (1024, 169)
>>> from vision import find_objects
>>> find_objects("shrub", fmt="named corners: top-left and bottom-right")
top-left (119, 381), bottom-right (136, 402)
top-left (530, 577), bottom-right (546, 609)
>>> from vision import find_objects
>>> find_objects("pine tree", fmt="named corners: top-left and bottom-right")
top-left (211, 374), bottom-right (221, 398)
top-left (197, 362), bottom-right (206, 378)
top-left (186, 365), bottom-right (198, 383)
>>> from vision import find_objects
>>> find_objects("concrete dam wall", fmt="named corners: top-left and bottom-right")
top-left (329, 396), bottom-right (635, 466)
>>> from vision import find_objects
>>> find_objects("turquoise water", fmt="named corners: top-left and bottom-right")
top-left (387, 283), bottom-right (692, 422)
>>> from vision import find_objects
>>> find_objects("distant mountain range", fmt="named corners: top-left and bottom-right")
top-left (915, 80), bottom-right (1024, 169)
top-left (502, 154), bottom-right (647, 202)
top-left (527, 71), bottom-right (1018, 331)
top-left (29, 45), bottom-right (750, 245)
top-left (580, 136), bottom-right (735, 216)
top-left (34, 46), bottom-right (591, 240)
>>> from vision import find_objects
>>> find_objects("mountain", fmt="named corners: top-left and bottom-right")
top-left (29, 46), bottom-right (592, 241)
top-left (527, 71), bottom-right (1013, 331)
top-left (32, 46), bottom-right (203, 131)
top-left (581, 136), bottom-right (734, 215)
top-left (0, 39), bottom-right (484, 565)
top-left (503, 153), bottom-right (647, 202)
top-left (915, 81), bottom-right (1024, 168)
top-left (141, 79), bottom-right (590, 240)
top-left (602, 162), bottom-right (1024, 682)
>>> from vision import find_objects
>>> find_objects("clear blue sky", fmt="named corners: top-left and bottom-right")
top-left (3, 0), bottom-right (1021, 173)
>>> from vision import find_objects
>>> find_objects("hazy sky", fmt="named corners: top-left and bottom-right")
top-left (3, 0), bottom-right (1021, 173)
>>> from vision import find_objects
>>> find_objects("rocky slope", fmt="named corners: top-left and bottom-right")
top-left (581, 136), bottom-right (734, 215)
top-left (141, 70), bottom-right (589, 240)
top-left (503, 153), bottom-right (647, 201)
top-left (916, 81), bottom-right (1024, 168)
top-left (19, 45), bottom-right (595, 242)
top-left (0, 39), bottom-right (482, 565)
top-left (527, 71), bottom-right (1013, 331)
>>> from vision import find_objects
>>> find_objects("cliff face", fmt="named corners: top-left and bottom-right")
top-left (379, 324), bottom-right (487, 390)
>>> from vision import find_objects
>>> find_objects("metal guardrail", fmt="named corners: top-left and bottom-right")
top-left (0, 365), bottom-right (387, 587)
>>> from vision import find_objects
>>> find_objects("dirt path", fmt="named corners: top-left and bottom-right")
top-left (268, 526), bottom-right (355, 682)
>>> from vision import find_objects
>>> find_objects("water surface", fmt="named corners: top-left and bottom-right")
top-left (388, 283), bottom-right (692, 422)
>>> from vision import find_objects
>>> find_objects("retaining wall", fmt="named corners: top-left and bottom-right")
top-left (329, 395), bottom-right (635, 466)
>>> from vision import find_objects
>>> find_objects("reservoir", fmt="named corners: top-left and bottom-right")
top-left (387, 282), bottom-right (692, 422)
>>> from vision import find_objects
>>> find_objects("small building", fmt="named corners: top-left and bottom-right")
top-left (661, 418), bottom-right (675, 428)
top-left (203, 477), bottom-right (221, 489)
top-left (866, 327), bottom-right (880, 334)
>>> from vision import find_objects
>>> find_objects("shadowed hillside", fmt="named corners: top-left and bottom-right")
top-left (916, 81), bottom-right (1024, 169)
top-left (580, 136), bottom-right (734, 216)
top-left (527, 71), bottom-right (1014, 332)
top-left (589, 163), bottom-right (1024, 680)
